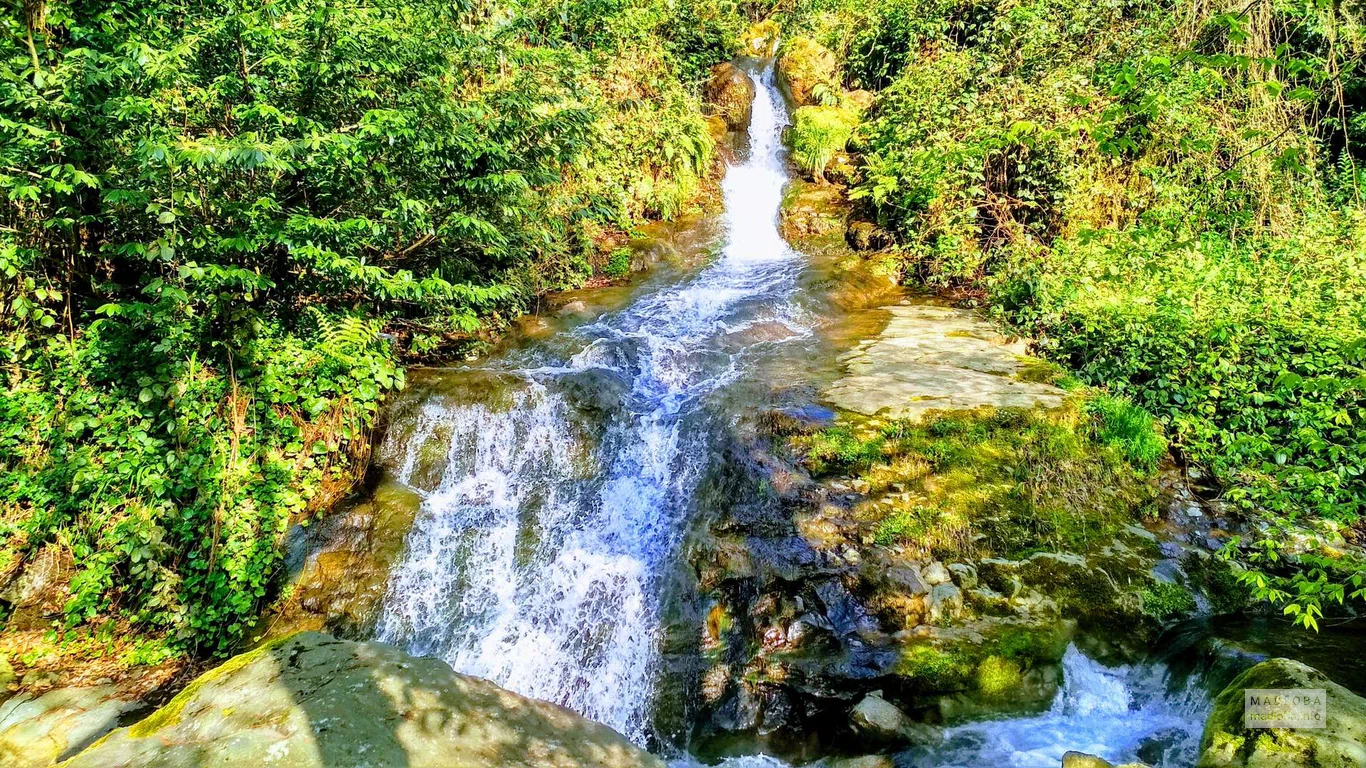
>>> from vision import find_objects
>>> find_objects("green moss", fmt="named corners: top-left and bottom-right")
top-left (800, 404), bottom-right (1153, 561)
top-left (127, 638), bottom-right (286, 738)
top-left (975, 655), bottom-right (1023, 699)
top-left (894, 644), bottom-right (975, 691)
top-left (1141, 581), bottom-right (1197, 623)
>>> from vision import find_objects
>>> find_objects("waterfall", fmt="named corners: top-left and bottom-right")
top-left (374, 61), bottom-right (803, 744)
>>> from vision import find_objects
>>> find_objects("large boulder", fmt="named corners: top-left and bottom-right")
top-left (703, 62), bottom-right (756, 132)
top-left (777, 38), bottom-right (838, 108)
top-left (1196, 658), bottom-right (1366, 767)
top-left (62, 632), bottom-right (663, 768)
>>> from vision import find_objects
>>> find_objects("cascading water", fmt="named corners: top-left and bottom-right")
top-left (374, 60), bottom-right (802, 744)
top-left (680, 645), bottom-right (1212, 768)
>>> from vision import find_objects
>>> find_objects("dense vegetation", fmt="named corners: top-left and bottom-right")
top-left (1, 0), bottom-right (744, 656)
top-left (774, 0), bottom-right (1366, 626)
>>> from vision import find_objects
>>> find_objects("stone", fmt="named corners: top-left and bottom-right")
top-left (262, 480), bottom-right (423, 642)
top-left (1196, 658), bottom-right (1366, 767)
top-left (829, 757), bottom-right (894, 768)
top-left (846, 221), bottom-right (893, 252)
top-left (62, 632), bottom-right (663, 768)
top-left (703, 62), bottom-right (756, 132)
top-left (0, 685), bottom-right (139, 768)
top-left (1061, 752), bottom-right (1150, 768)
top-left (777, 37), bottom-right (838, 107)
top-left (848, 692), bottom-right (942, 748)
top-left (922, 561), bottom-right (952, 586)
top-left (947, 563), bottom-right (978, 590)
top-left (925, 583), bottom-right (964, 624)
top-left (0, 655), bottom-right (14, 702)
top-left (823, 303), bottom-right (1065, 421)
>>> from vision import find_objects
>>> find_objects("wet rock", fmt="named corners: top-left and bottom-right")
top-left (1196, 658), bottom-right (1366, 767)
top-left (828, 757), bottom-right (893, 768)
top-left (0, 685), bottom-right (139, 768)
top-left (823, 303), bottom-right (1065, 421)
top-left (846, 221), bottom-right (894, 252)
top-left (63, 632), bottom-right (663, 768)
top-left (704, 62), bottom-right (756, 132)
top-left (777, 38), bottom-right (838, 107)
top-left (714, 683), bottom-right (761, 732)
top-left (1061, 752), bottom-right (1150, 768)
top-left (848, 691), bottom-right (942, 747)
top-left (262, 480), bottom-right (423, 642)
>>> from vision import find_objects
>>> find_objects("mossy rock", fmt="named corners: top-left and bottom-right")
top-left (1196, 658), bottom-right (1366, 767)
top-left (63, 632), bottom-right (663, 768)
top-left (776, 37), bottom-right (838, 108)
top-left (703, 62), bottom-right (756, 132)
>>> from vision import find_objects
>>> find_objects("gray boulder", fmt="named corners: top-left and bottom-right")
top-left (62, 632), bottom-right (663, 768)
top-left (848, 691), bottom-right (942, 748)
top-left (1196, 658), bottom-right (1366, 767)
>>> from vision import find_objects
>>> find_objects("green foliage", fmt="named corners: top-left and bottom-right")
top-left (0, 0), bottom-right (744, 654)
top-left (790, 105), bottom-right (859, 181)
top-left (603, 248), bottom-right (633, 278)
top-left (778, 0), bottom-right (1366, 625)
top-left (1087, 394), bottom-right (1166, 472)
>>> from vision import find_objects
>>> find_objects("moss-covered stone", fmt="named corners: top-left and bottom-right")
top-left (1197, 658), bottom-right (1366, 767)
top-left (776, 37), bottom-right (838, 107)
top-left (64, 632), bottom-right (665, 768)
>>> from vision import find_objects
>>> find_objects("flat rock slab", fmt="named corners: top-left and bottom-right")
top-left (824, 302), bottom-right (1064, 420)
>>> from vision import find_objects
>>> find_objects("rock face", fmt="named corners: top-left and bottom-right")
top-left (0, 685), bottom-right (140, 768)
top-left (823, 302), bottom-right (1066, 420)
top-left (704, 62), bottom-right (756, 132)
top-left (62, 632), bottom-right (663, 768)
top-left (263, 480), bottom-right (423, 642)
top-left (1061, 752), bottom-right (1150, 768)
top-left (1196, 658), bottom-right (1366, 767)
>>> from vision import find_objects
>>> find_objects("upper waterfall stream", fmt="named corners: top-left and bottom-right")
top-left (374, 61), bottom-right (803, 745)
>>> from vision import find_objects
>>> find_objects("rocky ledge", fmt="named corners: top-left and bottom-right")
top-left (57, 632), bottom-right (661, 768)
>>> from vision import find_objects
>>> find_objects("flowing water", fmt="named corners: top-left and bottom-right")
top-left (374, 60), bottom-right (806, 745)
top-left (370, 60), bottom-right (1223, 766)
top-left (686, 645), bottom-right (1211, 768)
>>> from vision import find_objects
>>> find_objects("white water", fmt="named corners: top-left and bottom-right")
top-left (687, 645), bottom-right (1210, 768)
top-left (375, 62), bottom-right (803, 744)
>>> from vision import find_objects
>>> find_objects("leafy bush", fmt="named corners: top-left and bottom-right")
top-left (1, 0), bottom-right (744, 654)
top-left (604, 248), bottom-right (633, 278)
top-left (790, 105), bottom-right (859, 181)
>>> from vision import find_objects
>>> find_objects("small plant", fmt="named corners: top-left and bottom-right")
top-left (1087, 394), bottom-right (1167, 472)
top-left (604, 248), bottom-right (633, 279)
top-left (790, 106), bottom-right (859, 183)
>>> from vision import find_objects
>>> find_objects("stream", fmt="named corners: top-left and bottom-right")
top-left (363, 60), bottom-right (1237, 767)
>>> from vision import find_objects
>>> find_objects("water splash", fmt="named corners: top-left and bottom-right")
top-left (694, 645), bottom-right (1210, 768)
top-left (375, 61), bottom-right (803, 744)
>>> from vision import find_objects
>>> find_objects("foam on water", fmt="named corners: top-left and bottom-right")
top-left (691, 645), bottom-right (1211, 768)
top-left (375, 61), bottom-right (803, 744)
